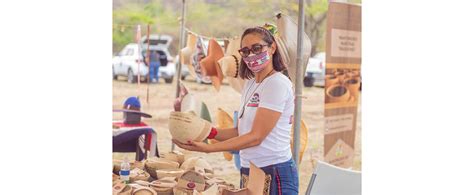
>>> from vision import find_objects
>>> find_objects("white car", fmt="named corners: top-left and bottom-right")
top-left (112, 35), bottom-right (188, 83)
top-left (112, 43), bottom-right (150, 83)
top-left (304, 52), bottom-right (326, 87)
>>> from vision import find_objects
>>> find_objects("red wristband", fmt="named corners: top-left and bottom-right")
top-left (207, 127), bottom-right (218, 139)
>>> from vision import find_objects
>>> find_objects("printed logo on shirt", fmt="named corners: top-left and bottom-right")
top-left (247, 93), bottom-right (259, 107)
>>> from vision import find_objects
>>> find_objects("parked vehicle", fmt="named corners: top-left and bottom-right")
top-left (173, 54), bottom-right (190, 81)
top-left (112, 34), bottom-right (189, 83)
top-left (112, 43), bottom-right (148, 83)
top-left (304, 52), bottom-right (326, 87)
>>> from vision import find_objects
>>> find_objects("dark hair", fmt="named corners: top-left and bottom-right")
top-left (239, 27), bottom-right (287, 80)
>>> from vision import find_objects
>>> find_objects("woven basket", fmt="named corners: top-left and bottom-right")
top-left (132, 186), bottom-right (157, 195)
top-left (130, 168), bottom-right (151, 183)
top-left (155, 168), bottom-right (185, 179)
top-left (149, 179), bottom-right (177, 195)
top-left (180, 157), bottom-right (214, 176)
top-left (113, 182), bottom-right (133, 195)
top-left (162, 151), bottom-right (185, 165)
top-left (144, 158), bottom-right (180, 179)
top-left (177, 170), bottom-right (206, 192)
top-left (113, 160), bottom-right (145, 175)
top-left (169, 111), bottom-right (212, 143)
top-left (134, 180), bottom-right (150, 187)
top-left (113, 173), bottom-right (120, 183)
top-left (173, 187), bottom-right (199, 195)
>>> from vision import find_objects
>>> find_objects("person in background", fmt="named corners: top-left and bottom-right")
top-left (148, 51), bottom-right (161, 83)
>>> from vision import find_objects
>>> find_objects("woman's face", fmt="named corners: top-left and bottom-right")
top-left (240, 33), bottom-right (276, 57)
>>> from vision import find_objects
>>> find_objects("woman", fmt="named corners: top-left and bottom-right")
top-left (173, 26), bottom-right (298, 195)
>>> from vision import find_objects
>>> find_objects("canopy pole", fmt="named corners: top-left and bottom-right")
top-left (172, 0), bottom-right (186, 152)
top-left (292, 0), bottom-right (305, 170)
top-left (146, 25), bottom-right (150, 104)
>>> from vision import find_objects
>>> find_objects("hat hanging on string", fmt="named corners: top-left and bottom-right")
top-left (217, 37), bottom-right (245, 94)
top-left (274, 13), bottom-right (312, 87)
top-left (180, 32), bottom-right (198, 78)
top-left (200, 39), bottom-right (225, 91)
top-left (190, 36), bottom-right (208, 82)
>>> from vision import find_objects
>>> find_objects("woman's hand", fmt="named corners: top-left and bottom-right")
top-left (172, 139), bottom-right (214, 153)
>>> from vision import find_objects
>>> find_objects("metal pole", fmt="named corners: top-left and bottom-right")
top-left (146, 25), bottom-right (150, 104)
top-left (292, 0), bottom-right (305, 170)
top-left (172, 0), bottom-right (186, 151)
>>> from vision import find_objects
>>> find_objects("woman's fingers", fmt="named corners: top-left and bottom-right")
top-left (172, 139), bottom-right (197, 151)
top-left (186, 140), bottom-right (198, 146)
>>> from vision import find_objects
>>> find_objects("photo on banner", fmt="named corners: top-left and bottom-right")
top-left (324, 2), bottom-right (361, 168)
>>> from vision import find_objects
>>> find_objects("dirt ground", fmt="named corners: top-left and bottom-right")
top-left (113, 76), bottom-right (361, 193)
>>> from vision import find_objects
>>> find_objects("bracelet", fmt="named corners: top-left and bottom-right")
top-left (207, 127), bottom-right (218, 139)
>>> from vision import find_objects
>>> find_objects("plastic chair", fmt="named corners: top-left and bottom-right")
top-left (305, 160), bottom-right (361, 195)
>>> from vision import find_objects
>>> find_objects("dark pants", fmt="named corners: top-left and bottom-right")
top-left (149, 63), bottom-right (160, 81)
top-left (240, 159), bottom-right (299, 195)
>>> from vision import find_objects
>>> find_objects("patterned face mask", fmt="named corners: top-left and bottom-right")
top-left (242, 51), bottom-right (271, 73)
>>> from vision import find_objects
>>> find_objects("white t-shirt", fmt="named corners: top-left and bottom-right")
top-left (237, 72), bottom-right (295, 168)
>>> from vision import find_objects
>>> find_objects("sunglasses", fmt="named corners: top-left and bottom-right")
top-left (238, 43), bottom-right (270, 58)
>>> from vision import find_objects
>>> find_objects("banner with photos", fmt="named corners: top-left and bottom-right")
top-left (324, 2), bottom-right (361, 168)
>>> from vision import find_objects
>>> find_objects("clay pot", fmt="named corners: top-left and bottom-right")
top-left (334, 71), bottom-right (345, 83)
top-left (325, 75), bottom-right (339, 88)
top-left (346, 70), bottom-right (360, 79)
top-left (326, 84), bottom-right (351, 103)
top-left (344, 78), bottom-right (361, 100)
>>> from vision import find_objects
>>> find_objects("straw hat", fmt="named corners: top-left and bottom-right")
top-left (149, 178), bottom-right (177, 195)
top-left (113, 160), bottom-right (145, 175)
top-left (217, 37), bottom-right (246, 94)
top-left (174, 82), bottom-right (189, 112)
top-left (290, 120), bottom-right (308, 164)
top-left (180, 157), bottom-right (214, 176)
top-left (162, 151), bottom-right (186, 165)
top-left (114, 182), bottom-right (133, 195)
top-left (144, 158), bottom-right (180, 179)
top-left (132, 186), bottom-right (157, 195)
top-left (134, 180), bottom-right (150, 187)
top-left (216, 108), bottom-right (234, 129)
top-left (130, 168), bottom-right (151, 183)
top-left (113, 97), bottom-right (152, 124)
top-left (173, 187), bottom-right (199, 195)
top-left (200, 39), bottom-right (225, 91)
top-left (113, 173), bottom-right (120, 183)
top-left (180, 32), bottom-right (198, 67)
top-left (201, 184), bottom-right (219, 195)
top-left (113, 96), bottom-right (151, 117)
top-left (180, 94), bottom-right (201, 115)
top-left (221, 188), bottom-right (248, 195)
top-left (155, 168), bottom-right (185, 179)
top-left (214, 108), bottom-right (235, 161)
top-left (274, 13), bottom-right (312, 86)
top-left (177, 170), bottom-right (207, 192)
top-left (168, 111), bottom-right (212, 143)
top-left (205, 177), bottom-right (235, 191)
top-left (190, 37), bottom-right (207, 80)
